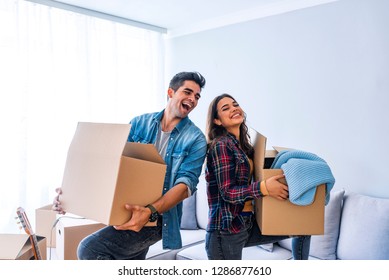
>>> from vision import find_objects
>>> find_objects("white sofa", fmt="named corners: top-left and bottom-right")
top-left (147, 174), bottom-right (389, 260)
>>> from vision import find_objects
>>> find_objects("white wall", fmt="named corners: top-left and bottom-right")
top-left (166, 0), bottom-right (389, 198)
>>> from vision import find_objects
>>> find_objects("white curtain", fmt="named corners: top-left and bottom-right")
top-left (0, 0), bottom-right (165, 233)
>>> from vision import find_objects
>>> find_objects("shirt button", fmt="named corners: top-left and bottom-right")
top-left (164, 224), bottom-right (167, 227)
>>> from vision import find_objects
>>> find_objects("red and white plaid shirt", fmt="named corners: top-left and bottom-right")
top-left (206, 133), bottom-right (265, 233)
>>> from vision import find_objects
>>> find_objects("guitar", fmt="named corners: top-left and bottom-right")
top-left (16, 207), bottom-right (42, 260)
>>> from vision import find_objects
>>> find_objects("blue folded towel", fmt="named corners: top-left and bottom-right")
top-left (271, 150), bottom-right (335, 206)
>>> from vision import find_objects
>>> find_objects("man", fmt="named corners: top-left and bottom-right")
top-left (53, 71), bottom-right (207, 259)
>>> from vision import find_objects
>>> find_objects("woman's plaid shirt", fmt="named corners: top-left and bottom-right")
top-left (205, 133), bottom-right (265, 233)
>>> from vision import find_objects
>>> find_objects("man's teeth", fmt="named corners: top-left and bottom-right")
top-left (183, 102), bottom-right (192, 109)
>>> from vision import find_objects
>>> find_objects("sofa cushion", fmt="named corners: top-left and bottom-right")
top-left (181, 192), bottom-right (198, 230)
top-left (278, 189), bottom-right (345, 259)
top-left (196, 174), bottom-right (209, 230)
top-left (147, 229), bottom-right (206, 259)
top-left (337, 192), bottom-right (389, 260)
top-left (309, 189), bottom-right (344, 259)
top-left (175, 242), bottom-right (207, 260)
top-left (258, 243), bottom-right (274, 252)
top-left (243, 244), bottom-right (292, 260)
top-left (176, 242), bottom-right (292, 260)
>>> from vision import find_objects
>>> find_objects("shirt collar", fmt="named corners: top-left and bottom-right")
top-left (152, 109), bottom-right (190, 133)
top-left (226, 132), bottom-right (239, 144)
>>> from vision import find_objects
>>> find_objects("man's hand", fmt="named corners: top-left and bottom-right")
top-left (114, 204), bottom-right (151, 232)
top-left (114, 183), bottom-right (188, 232)
top-left (52, 187), bottom-right (66, 214)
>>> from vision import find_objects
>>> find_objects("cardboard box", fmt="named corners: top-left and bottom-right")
top-left (0, 234), bottom-right (47, 260)
top-left (35, 204), bottom-right (57, 248)
top-left (55, 215), bottom-right (106, 260)
top-left (60, 122), bottom-right (166, 225)
top-left (250, 128), bottom-right (325, 235)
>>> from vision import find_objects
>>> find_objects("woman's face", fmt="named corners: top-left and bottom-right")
top-left (214, 97), bottom-right (244, 130)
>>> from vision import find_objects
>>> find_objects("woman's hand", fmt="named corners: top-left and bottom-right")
top-left (265, 174), bottom-right (289, 201)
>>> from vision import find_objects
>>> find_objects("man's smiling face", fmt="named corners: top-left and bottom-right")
top-left (167, 80), bottom-right (201, 119)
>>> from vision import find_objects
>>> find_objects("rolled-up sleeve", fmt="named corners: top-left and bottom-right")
top-left (174, 134), bottom-right (207, 195)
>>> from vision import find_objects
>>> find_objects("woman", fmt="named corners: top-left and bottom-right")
top-left (205, 93), bottom-right (311, 260)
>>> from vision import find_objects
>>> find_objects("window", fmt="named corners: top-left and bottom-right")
top-left (0, 0), bottom-right (165, 233)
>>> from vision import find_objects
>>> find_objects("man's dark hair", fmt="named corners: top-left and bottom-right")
top-left (169, 71), bottom-right (206, 91)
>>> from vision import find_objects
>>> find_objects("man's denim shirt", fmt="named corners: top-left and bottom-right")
top-left (128, 110), bottom-right (207, 249)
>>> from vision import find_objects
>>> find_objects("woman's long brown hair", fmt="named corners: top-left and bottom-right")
top-left (205, 93), bottom-right (254, 158)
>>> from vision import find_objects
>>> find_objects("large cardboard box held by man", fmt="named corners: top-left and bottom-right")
top-left (250, 128), bottom-right (325, 235)
top-left (60, 122), bottom-right (166, 226)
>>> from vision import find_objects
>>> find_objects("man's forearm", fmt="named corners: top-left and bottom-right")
top-left (150, 183), bottom-right (189, 214)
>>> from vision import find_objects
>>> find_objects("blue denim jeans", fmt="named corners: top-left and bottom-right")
top-left (77, 223), bottom-right (162, 260)
top-left (205, 215), bottom-right (311, 260)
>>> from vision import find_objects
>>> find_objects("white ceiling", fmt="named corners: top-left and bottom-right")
top-left (53, 0), bottom-right (338, 37)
